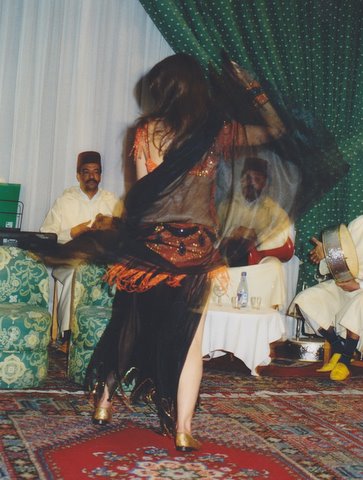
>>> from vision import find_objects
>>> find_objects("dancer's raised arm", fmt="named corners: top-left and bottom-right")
top-left (227, 60), bottom-right (286, 145)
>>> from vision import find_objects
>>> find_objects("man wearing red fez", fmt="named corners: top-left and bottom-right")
top-left (40, 151), bottom-right (122, 347)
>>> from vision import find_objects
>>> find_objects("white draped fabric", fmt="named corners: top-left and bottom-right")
top-left (0, 0), bottom-right (173, 231)
top-left (203, 307), bottom-right (286, 375)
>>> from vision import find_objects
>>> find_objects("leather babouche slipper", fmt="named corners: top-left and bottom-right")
top-left (316, 353), bottom-right (341, 373)
top-left (330, 362), bottom-right (350, 381)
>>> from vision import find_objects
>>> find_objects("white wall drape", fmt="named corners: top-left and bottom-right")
top-left (0, 0), bottom-right (173, 231)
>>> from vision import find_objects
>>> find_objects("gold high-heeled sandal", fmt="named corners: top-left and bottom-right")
top-left (175, 432), bottom-right (202, 452)
top-left (92, 405), bottom-right (112, 425)
top-left (92, 381), bottom-right (112, 426)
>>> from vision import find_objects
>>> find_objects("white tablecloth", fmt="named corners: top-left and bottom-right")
top-left (212, 255), bottom-right (300, 340)
top-left (202, 305), bottom-right (286, 375)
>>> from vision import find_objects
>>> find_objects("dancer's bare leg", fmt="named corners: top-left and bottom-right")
top-left (98, 384), bottom-right (112, 407)
top-left (176, 310), bottom-right (207, 435)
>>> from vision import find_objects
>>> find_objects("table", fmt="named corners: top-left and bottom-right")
top-left (202, 305), bottom-right (286, 375)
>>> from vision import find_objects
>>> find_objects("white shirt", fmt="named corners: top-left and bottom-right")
top-left (40, 186), bottom-right (122, 243)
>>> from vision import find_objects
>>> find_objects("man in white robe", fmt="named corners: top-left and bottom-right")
top-left (40, 151), bottom-right (122, 343)
top-left (290, 215), bottom-right (363, 381)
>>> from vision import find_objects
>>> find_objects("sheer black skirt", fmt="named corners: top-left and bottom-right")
top-left (86, 271), bottom-right (211, 433)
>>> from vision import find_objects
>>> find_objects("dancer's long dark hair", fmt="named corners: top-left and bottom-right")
top-left (125, 54), bottom-right (223, 226)
top-left (136, 53), bottom-right (214, 153)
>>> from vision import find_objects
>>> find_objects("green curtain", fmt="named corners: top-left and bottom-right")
top-left (139, 0), bottom-right (363, 288)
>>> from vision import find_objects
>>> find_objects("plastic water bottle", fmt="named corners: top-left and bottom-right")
top-left (237, 272), bottom-right (248, 307)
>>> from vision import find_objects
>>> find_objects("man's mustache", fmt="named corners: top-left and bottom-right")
top-left (243, 186), bottom-right (260, 201)
top-left (245, 186), bottom-right (258, 195)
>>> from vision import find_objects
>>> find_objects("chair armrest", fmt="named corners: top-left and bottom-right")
top-left (73, 263), bottom-right (115, 311)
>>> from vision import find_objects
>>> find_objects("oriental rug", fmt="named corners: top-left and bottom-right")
top-left (1, 349), bottom-right (363, 479)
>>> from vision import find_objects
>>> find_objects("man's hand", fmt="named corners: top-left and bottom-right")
top-left (70, 220), bottom-right (91, 238)
top-left (229, 226), bottom-right (257, 242)
top-left (336, 279), bottom-right (360, 292)
top-left (91, 214), bottom-right (113, 230)
top-left (309, 236), bottom-right (325, 264)
top-left (91, 214), bottom-right (119, 231)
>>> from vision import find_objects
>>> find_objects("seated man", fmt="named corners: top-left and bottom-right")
top-left (289, 215), bottom-right (363, 381)
top-left (218, 156), bottom-right (293, 267)
top-left (40, 151), bottom-right (122, 343)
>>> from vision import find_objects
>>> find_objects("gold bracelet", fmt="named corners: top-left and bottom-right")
top-left (254, 93), bottom-right (269, 106)
top-left (245, 80), bottom-right (269, 107)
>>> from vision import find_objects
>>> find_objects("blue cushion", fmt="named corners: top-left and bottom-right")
top-left (0, 304), bottom-right (51, 350)
top-left (0, 350), bottom-right (48, 388)
top-left (68, 344), bottom-right (93, 385)
top-left (0, 246), bottom-right (49, 307)
top-left (73, 264), bottom-right (114, 309)
top-left (69, 263), bottom-right (115, 385)
top-left (69, 305), bottom-right (111, 385)
top-left (0, 246), bottom-right (51, 389)
top-left (72, 305), bottom-right (111, 345)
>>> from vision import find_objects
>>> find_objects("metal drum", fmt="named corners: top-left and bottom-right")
top-left (288, 338), bottom-right (325, 362)
top-left (322, 224), bottom-right (359, 282)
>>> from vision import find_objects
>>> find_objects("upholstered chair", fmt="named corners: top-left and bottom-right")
top-left (0, 246), bottom-right (52, 388)
top-left (67, 263), bottom-right (114, 385)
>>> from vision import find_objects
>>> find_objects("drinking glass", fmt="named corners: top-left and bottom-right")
top-left (213, 283), bottom-right (225, 306)
top-left (251, 296), bottom-right (261, 309)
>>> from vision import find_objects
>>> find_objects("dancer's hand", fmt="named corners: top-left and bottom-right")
top-left (220, 51), bottom-right (285, 138)
top-left (228, 226), bottom-right (257, 242)
top-left (228, 61), bottom-right (255, 89)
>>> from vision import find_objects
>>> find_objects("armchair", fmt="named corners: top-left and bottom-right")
top-left (0, 246), bottom-right (52, 388)
top-left (68, 263), bottom-right (114, 385)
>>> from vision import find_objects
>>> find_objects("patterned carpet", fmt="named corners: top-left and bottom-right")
top-left (1, 348), bottom-right (363, 479)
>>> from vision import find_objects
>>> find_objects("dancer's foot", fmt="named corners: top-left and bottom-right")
top-left (175, 432), bottom-right (202, 452)
top-left (92, 383), bottom-right (112, 426)
top-left (316, 353), bottom-right (341, 372)
top-left (92, 404), bottom-right (112, 425)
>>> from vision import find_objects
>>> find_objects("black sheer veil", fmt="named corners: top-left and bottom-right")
top-left (209, 52), bottom-right (348, 263)
top-left (36, 52), bottom-right (348, 271)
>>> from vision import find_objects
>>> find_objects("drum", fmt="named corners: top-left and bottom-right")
top-left (322, 224), bottom-right (359, 282)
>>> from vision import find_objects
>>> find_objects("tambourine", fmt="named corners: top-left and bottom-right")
top-left (322, 224), bottom-right (358, 282)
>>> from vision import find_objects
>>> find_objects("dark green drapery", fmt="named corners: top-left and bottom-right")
top-left (139, 0), bottom-right (363, 288)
